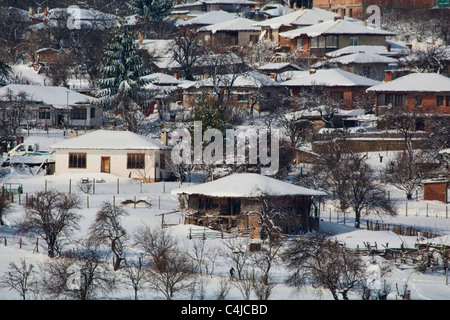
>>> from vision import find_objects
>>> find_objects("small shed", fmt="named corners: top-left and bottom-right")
top-left (423, 178), bottom-right (449, 203)
top-left (49, 130), bottom-right (169, 182)
top-left (172, 173), bottom-right (326, 238)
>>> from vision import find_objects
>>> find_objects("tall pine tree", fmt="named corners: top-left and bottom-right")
top-left (96, 19), bottom-right (149, 133)
top-left (127, 0), bottom-right (173, 23)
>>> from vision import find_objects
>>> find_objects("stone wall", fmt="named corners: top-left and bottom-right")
top-left (312, 137), bottom-right (424, 154)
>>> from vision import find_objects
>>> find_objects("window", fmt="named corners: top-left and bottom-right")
top-left (436, 95), bottom-right (444, 106)
top-left (249, 35), bottom-right (258, 44)
top-left (311, 36), bottom-right (325, 48)
top-left (362, 66), bottom-right (370, 78)
top-left (395, 95), bottom-right (403, 106)
top-left (127, 153), bottom-right (145, 169)
top-left (415, 96), bottom-right (422, 106)
top-left (330, 91), bottom-right (344, 100)
top-left (349, 37), bottom-right (359, 46)
top-left (90, 107), bottom-right (96, 118)
top-left (69, 153), bottom-right (86, 168)
top-left (385, 94), bottom-right (393, 105)
top-left (71, 108), bottom-right (87, 120)
top-left (39, 110), bottom-right (51, 119)
top-left (446, 96), bottom-right (450, 107)
top-left (325, 35), bottom-right (338, 48)
top-left (237, 93), bottom-right (248, 102)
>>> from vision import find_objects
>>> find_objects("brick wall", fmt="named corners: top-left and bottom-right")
top-left (423, 181), bottom-right (449, 203)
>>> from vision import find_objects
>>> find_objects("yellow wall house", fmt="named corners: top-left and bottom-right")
top-left (49, 130), bottom-right (169, 183)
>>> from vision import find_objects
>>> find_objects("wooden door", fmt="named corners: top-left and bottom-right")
top-left (101, 156), bottom-right (110, 173)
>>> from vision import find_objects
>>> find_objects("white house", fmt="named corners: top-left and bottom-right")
top-left (0, 84), bottom-right (101, 129)
top-left (49, 130), bottom-right (169, 182)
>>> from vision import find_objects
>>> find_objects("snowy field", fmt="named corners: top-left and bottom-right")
top-left (0, 129), bottom-right (449, 301)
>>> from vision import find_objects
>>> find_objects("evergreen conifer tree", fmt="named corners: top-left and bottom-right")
top-left (95, 19), bottom-right (149, 132)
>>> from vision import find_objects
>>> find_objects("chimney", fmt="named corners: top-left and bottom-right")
top-left (29, 7), bottom-right (34, 16)
top-left (386, 44), bottom-right (391, 52)
top-left (139, 32), bottom-right (144, 46)
top-left (318, 20), bottom-right (324, 23)
top-left (309, 69), bottom-right (316, 75)
top-left (269, 73), bottom-right (277, 81)
top-left (406, 44), bottom-right (412, 50)
top-left (161, 130), bottom-right (168, 145)
top-left (44, 7), bottom-right (48, 16)
top-left (174, 71), bottom-right (180, 79)
top-left (384, 70), bottom-right (393, 82)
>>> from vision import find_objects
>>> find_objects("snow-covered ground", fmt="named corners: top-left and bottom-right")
top-left (0, 129), bottom-right (449, 300)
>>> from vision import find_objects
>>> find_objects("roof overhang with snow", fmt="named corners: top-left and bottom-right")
top-left (172, 173), bottom-right (326, 198)
top-left (49, 130), bottom-right (168, 151)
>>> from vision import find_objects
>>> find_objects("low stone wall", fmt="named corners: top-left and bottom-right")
top-left (312, 137), bottom-right (424, 154)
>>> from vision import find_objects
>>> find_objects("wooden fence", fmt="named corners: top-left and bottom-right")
top-left (364, 219), bottom-right (442, 239)
top-left (188, 227), bottom-right (250, 240)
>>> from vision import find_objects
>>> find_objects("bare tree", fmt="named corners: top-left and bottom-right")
top-left (0, 89), bottom-right (32, 145)
top-left (250, 240), bottom-right (282, 285)
top-left (317, 144), bottom-right (397, 228)
top-left (282, 234), bottom-right (366, 300)
top-left (0, 188), bottom-right (11, 226)
top-left (233, 270), bottom-right (254, 300)
top-left (252, 273), bottom-right (276, 300)
top-left (16, 190), bottom-right (81, 258)
top-left (0, 258), bottom-right (39, 300)
top-left (88, 201), bottom-right (129, 271)
top-left (169, 27), bottom-right (206, 81)
top-left (134, 225), bottom-right (195, 299)
top-left (122, 255), bottom-right (148, 300)
top-left (386, 150), bottom-right (434, 200)
top-left (39, 243), bottom-right (116, 300)
top-left (378, 105), bottom-right (418, 159)
top-left (214, 277), bottom-right (231, 300)
top-left (221, 238), bottom-right (251, 281)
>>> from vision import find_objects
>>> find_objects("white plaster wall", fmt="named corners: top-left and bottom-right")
top-left (54, 148), bottom-right (160, 181)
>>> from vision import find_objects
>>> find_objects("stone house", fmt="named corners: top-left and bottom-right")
top-left (172, 173), bottom-right (326, 238)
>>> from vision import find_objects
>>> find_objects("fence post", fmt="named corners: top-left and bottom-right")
top-left (87, 196), bottom-right (89, 208)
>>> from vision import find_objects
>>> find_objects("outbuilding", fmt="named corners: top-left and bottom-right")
top-left (49, 130), bottom-right (169, 182)
top-left (172, 173), bottom-right (326, 238)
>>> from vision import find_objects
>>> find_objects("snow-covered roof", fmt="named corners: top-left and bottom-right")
top-left (279, 19), bottom-right (395, 39)
top-left (326, 45), bottom-right (406, 58)
top-left (177, 10), bottom-right (237, 26)
top-left (191, 71), bottom-right (279, 88)
top-left (199, 17), bottom-right (260, 33)
top-left (49, 130), bottom-right (167, 150)
top-left (313, 52), bottom-right (398, 68)
top-left (204, 0), bottom-right (256, 5)
top-left (172, 173), bottom-right (326, 197)
top-left (367, 73), bottom-right (450, 93)
top-left (31, 7), bottom-right (117, 29)
top-left (253, 7), bottom-right (338, 28)
top-left (0, 84), bottom-right (96, 109)
top-left (260, 4), bottom-right (292, 17)
top-left (258, 62), bottom-right (303, 71)
top-left (141, 73), bottom-right (183, 85)
top-left (281, 69), bottom-right (380, 87)
top-left (138, 39), bottom-right (180, 70)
